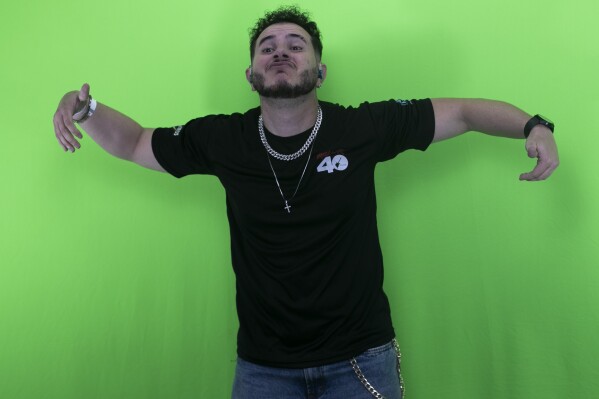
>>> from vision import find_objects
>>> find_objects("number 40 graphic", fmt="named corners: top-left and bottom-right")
top-left (317, 155), bottom-right (349, 173)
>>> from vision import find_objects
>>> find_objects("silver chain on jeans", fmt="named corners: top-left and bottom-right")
top-left (350, 338), bottom-right (405, 399)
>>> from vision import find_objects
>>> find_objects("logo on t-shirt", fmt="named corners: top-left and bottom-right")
top-left (316, 150), bottom-right (349, 174)
top-left (396, 99), bottom-right (413, 106)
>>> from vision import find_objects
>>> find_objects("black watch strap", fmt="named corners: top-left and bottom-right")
top-left (524, 114), bottom-right (554, 138)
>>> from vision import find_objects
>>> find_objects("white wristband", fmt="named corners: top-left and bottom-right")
top-left (74, 96), bottom-right (97, 124)
top-left (87, 98), bottom-right (97, 118)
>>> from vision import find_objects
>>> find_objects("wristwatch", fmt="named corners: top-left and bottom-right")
top-left (524, 114), bottom-right (554, 138)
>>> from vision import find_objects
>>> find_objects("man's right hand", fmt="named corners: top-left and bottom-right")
top-left (51, 84), bottom-right (165, 172)
top-left (53, 83), bottom-right (90, 152)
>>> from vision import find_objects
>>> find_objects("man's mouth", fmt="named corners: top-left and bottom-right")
top-left (269, 61), bottom-right (295, 70)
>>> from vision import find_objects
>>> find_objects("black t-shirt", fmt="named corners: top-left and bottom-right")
top-left (152, 99), bottom-right (435, 367)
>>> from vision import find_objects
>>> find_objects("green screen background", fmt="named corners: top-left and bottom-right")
top-left (1, 0), bottom-right (597, 398)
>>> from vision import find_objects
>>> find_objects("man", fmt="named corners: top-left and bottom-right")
top-left (53, 6), bottom-right (558, 399)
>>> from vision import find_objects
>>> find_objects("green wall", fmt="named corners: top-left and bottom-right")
top-left (1, 0), bottom-right (597, 398)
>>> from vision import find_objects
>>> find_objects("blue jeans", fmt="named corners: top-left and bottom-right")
top-left (232, 340), bottom-right (403, 399)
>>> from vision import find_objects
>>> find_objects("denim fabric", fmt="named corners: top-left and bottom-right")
top-left (232, 340), bottom-right (402, 399)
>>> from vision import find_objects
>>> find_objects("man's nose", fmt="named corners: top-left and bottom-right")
top-left (273, 49), bottom-right (289, 58)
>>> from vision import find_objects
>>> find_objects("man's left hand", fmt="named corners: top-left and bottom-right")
top-left (519, 126), bottom-right (559, 181)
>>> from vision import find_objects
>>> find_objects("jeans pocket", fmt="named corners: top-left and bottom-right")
top-left (361, 341), bottom-right (394, 358)
top-left (350, 339), bottom-right (404, 398)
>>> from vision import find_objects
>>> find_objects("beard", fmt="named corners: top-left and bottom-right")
top-left (251, 67), bottom-right (319, 99)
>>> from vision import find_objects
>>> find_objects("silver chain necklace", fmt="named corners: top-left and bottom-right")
top-left (258, 106), bottom-right (322, 161)
top-left (265, 144), bottom-right (315, 213)
top-left (259, 107), bottom-right (323, 213)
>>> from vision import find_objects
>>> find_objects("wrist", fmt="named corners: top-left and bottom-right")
top-left (528, 124), bottom-right (553, 139)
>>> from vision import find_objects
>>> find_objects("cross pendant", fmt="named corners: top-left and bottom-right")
top-left (284, 201), bottom-right (291, 213)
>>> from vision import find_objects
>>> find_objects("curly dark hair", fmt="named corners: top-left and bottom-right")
top-left (249, 5), bottom-right (323, 61)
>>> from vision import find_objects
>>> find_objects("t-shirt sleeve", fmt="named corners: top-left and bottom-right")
top-left (370, 98), bottom-right (435, 162)
top-left (151, 115), bottom-right (228, 178)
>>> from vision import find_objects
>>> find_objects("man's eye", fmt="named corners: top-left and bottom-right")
top-left (291, 46), bottom-right (303, 51)
top-left (262, 48), bottom-right (274, 53)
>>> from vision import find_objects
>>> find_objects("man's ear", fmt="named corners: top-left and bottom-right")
top-left (317, 63), bottom-right (327, 87)
top-left (246, 66), bottom-right (255, 91)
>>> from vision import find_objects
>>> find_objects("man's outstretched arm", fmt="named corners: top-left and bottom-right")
top-left (53, 83), bottom-right (165, 172)
top-left (431, 98), bottom-right (559, 181)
